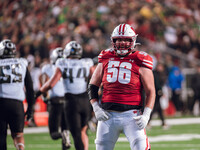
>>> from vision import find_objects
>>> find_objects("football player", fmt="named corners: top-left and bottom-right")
top-left (36, 41), bottom-right (94, 150)
top-left (0, 39), bottom-right (35, 150)
top-left (88, 24), bottom-right (155, 150)
top-left (39, 47), bottom-right (71, 150)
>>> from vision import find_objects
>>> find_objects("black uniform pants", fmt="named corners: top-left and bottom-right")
top-left (65, 92), bottom-right (91, 150)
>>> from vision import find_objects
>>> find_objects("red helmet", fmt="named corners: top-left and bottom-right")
top-left (111, 24), bottom-right (138, 56)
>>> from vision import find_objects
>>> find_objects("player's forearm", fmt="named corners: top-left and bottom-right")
top-left (40, 70), bottom-right (61, 93)
top-left (144, 89), bottom-right (156, 110)
top-left (40, 80), bottom-right (52, 93)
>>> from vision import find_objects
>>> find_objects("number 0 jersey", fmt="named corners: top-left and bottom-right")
top-left (0, 58), bottom-right (28, 101)
top-left (56, 58), bottom-right (94, 94)
top-left (98, 49), bottom-right (153, 107)
top-left (41, 64), bottom-right (65, 98)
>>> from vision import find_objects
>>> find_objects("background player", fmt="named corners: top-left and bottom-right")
top-left (39, 47), bottom-right (71, 150)
top-left (88, 24), bottom-right (155, 150)
top-left (0, 39), bottom-right (35, 150)
top-left (36, 41), bottom-right (94, 150)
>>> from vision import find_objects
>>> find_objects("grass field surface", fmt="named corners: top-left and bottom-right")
top-left (6, 118), bottom-right (200, 150)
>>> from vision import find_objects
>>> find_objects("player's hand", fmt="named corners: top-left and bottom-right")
top-left (25, 106), bottom-right (34, 122)
top-left (133, 107), bottom-right (152, 130)
top-left (35, 90), bottom-right (42, 100)
top-left (42, 97), bottom-right (49, 104)
top-left (92, 101), bottom-right (111, 121)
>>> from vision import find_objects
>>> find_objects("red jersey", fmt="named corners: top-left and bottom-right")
top-left (98, 49), bottom-right (153, 106)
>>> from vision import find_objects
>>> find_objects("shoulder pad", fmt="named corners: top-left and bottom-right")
top-left (20, 58), bottom-right (28, 67)
top-left (55, 58), bottom-right (65, 66)
top-left (82, 58), bottom-right (94, 67)
top-left (98, 48), bottom-right (114, 63)
top-left (135, 51), bottom-right (153, 70)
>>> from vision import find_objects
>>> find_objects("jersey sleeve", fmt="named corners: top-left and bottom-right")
top-left (98, 50), bottom-right (105, 63)
top-left (136, 51), bottom-right (153, 70)
top-left (55, 58), bottom-right (65, 72)
top-left (98, 49), bottom-right (111, 63)
top-left (41, 64), bottom-right (50, 77)
top-left (83, 58), bottom-right (94, 68)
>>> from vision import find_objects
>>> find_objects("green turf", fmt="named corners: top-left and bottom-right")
top-left (7, 124), bottom-right (200, 150)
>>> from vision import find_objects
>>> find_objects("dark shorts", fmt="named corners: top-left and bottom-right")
top-left (0, 98), bottom-right (24, 133)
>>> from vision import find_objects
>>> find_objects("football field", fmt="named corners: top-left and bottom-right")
top-left (7, 117), bottom-right (200, 150)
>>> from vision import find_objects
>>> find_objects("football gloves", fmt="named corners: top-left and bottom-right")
top-left (133, 107), bottom-right (152, 130)
top-left (35, 90), bottom-right (42, 99)
top-left (92, 101), bottom-right (111, 121)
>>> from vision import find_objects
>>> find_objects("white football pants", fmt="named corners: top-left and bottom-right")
top-left (95, 109), bottom-right (150, 150)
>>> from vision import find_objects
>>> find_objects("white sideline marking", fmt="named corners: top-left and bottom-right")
top-left (118, 134), bottom-right (200, 143)
top-left (150, 117), bottom-right (200, 126)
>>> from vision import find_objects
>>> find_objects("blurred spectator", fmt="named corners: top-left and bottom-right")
top-left (190, 65), bottom-right (200, 116)
top-left (0, 0), bottom-right (199, 65)
top-left (168, 66), bottom-right (184, 115)
top-left (148, 63), bottom-right (169, 129)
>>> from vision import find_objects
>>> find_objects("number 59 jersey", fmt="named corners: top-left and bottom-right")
top-left (0, 58), bottom-right (28, 101)
top-left (98, 49), bottom-right (153, 106)
top-left (56, 58), bottom-right (94, 94)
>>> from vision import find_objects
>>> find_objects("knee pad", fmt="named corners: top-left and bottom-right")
top-left (131, 138), bottom-right (150, 150)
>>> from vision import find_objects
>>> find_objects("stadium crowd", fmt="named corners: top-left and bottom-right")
top-left (0, 0), bottom-right (200, 119)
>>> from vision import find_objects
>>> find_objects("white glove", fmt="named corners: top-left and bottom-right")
top-left (133, 107), bottom-right (152, 130)
top-left (92, 101), bottom-right (111, 121)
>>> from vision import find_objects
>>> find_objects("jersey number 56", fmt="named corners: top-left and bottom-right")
top-left (107, 61), bottom-right (132, 84)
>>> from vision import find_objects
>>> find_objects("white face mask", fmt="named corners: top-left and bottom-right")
top-left (116, 49), bottom-right (129, 56)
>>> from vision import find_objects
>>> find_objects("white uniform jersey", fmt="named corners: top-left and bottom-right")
top-left (41, 64), bottom-right (65, 98)
top-left (56, 58), bottom-right (94, 94)
top-left (0, 58), bottom-right (28, 101)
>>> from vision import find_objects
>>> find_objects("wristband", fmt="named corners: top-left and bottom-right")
top-left (35, 90), bottom-right (42, 99)
top-left (87, 84), bottom-right (99, 100)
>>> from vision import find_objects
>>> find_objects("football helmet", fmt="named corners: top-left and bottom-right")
top-left (111, 24), bottom-right (138, 56)
top-left (50, 47), bottom-right (63, 64)
top-left (63, 41), bottom-right (82, 58)
top-left (0, 39), bottom-right (16, 58)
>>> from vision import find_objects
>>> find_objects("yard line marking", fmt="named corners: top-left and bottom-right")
top-left (118, 134), bottom-right (200, 143)
top-left (150, 117), bottom-right (200, 126)
top-left (152, 144), bottom-right (200, 147)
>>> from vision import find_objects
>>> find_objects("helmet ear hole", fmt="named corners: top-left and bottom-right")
top-left (113, 39), bottom-right (117, 43)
